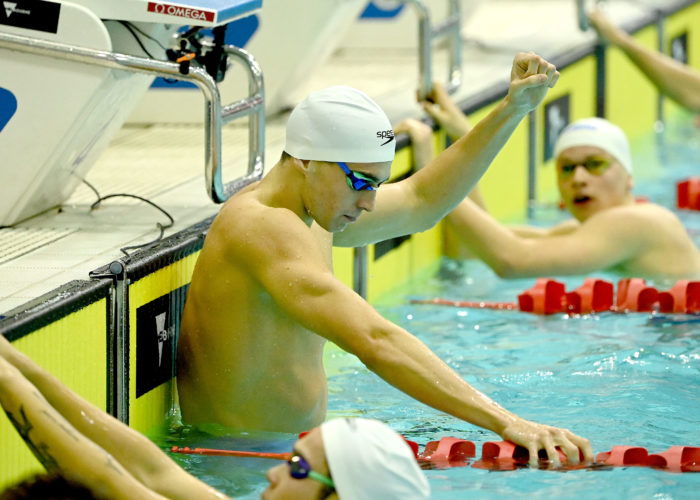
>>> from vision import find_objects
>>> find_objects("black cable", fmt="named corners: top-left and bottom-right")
top-left (81, 178), bottom-right (101, 200)
top-left (88, 190), bottom-right (175, 259)
top-left (122, 21), bottom-right (170, 52)
top-left (118, 21), bottom-right (157, 59)
top-left (119, 21), bottom-right (184, 84)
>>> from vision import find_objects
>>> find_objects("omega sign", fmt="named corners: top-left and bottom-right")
top-left (147, 2), bottom-right (214, 22)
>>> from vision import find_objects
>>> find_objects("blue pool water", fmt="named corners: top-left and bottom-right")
top-left (157, 115), bottom-right (700, 499)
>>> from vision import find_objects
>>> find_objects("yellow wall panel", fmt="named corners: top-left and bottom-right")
top-left (367, 237), bottom-right (412, 302)
top-left (128, 254), bottom-right (198, 434)
top-left (0, 301), bottom-right (108, 490)
top-left (332, 246), bottom-right (355, 289)
top-left (411, 224), bottom-right (442, 275)
top-left (472, 102), bottom-right (530, 221)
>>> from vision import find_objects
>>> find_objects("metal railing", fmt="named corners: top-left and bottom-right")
top-left (404, 0), bottom-right (462, 98)
top-left (576, 0), bottom-right (590, 31)
top-left (0, 31), bottom-right (264, 205)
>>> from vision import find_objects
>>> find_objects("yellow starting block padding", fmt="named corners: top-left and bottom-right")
top-left (128, 252), bottom-right (199, 434)
top-left (0, 300), bottom-right (108, 491)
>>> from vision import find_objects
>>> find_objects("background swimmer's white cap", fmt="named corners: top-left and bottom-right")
top-left (321, 418), bottom-right (430, 500)
top-left (553, 117), bottom-right (633, 174)
top-left (285, 86), bottom-right (396, 163)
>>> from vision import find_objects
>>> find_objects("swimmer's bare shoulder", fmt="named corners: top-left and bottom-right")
top-left (580, 202), bottom-right (700, 270)
top-left (584, 201), bottom-right (683, 235)
top-left (212, 187), bottom-right (327, 278)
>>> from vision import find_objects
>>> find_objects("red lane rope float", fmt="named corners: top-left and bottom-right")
top-left (411, 278), bottom-right (700, 316)
top-left (597, 445), bottom-right (700, 472)
top-left (678, 177), bottom-right (700, 210)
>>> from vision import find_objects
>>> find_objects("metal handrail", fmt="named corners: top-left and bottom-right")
top-left (576, 0), bottom-right (589, 31)
top-left (403, 0), bottom-right (462, 98)
top-left (216, 43), bottom-right (265, 201)
top-left (0, 31), bottom-right (265, 205)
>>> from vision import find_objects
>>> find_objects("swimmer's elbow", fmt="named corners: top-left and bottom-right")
top-left (352, 326), bottom-right (400, 369)
top-left (492, 263), bottom-right (516, 279)
top-left (409, 210), bottom-right (442, 235)
top-left (489, 254), bottom-right (532, 279)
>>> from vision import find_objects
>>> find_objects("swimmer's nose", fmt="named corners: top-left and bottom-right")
top-left (357, 190), bottom-right (377, 212)
top-left (266, 464), bottom-right (281, 488)
top-left (571, 164), bottom-right (590, 185)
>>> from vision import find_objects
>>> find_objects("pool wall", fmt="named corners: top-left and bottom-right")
top-left (1, 0), bottom-right (699, 490)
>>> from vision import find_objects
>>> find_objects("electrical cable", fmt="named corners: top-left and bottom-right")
top-left (118, 21), bottom-right (157, 59)
top-left (121, 21), bottom-right (170, 52)
top-left (84, 181), bottom-right (175, 260)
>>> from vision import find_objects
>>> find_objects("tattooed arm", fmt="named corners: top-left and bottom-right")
top-left (0, 355), bottom-right (167, 500)
top-left (0, 335), bottom-right (228, 500)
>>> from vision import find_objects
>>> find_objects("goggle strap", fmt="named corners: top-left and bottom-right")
top-left (308, 470), bottom-right (335, 489)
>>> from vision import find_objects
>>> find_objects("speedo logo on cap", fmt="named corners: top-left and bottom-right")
top-left (377, 130), bottom-right (394, 146)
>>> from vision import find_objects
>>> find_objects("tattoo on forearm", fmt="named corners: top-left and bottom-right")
top-left (105, 454), bottom-right (124, 475)
top-left (41, 409), bottom-right (80, 442)
top-left (4, 406), bottom-right (59, 471)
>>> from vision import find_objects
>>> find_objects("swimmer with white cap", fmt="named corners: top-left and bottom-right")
top-left (415, 89), bottom-right (700, 278)
top-left (264, 418), bottom-right (430, 500)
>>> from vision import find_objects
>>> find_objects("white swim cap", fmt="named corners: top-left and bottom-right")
top-left (321, 418), bottom-right (430, 500)
top-left (553, 117), bottom-right (632, 174)
top-left (285, 86), bottom-right (396, 163)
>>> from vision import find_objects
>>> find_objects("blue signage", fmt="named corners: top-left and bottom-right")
top-left (0, 87), bottom-right (18, 133)
top-left (360, 1), bottom-right (404, 19)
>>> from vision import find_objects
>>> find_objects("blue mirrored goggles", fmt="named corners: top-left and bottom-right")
top-left (337, 162), bottom-right (377, 191)
top-left (287, 454), bottom-right (335, 489)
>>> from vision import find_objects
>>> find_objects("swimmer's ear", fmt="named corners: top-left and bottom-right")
top-left (291, 157), bottom-right (310, 176)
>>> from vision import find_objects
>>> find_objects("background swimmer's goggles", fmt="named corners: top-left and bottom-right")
top-left (287, 454), bottom-right (335, 489)
top-left (338, 162), bottom-right (377, 191)
top-left (558, 157), bottom-right (613, 178)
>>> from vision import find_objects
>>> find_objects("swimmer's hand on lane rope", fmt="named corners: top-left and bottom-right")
top-left (501, 418), bottom-right (594, 467)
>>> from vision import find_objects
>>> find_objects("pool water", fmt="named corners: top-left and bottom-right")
top-left (156, 115), bottom-right (700, 499)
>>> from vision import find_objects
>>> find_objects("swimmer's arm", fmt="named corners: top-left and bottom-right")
top-left (507, 219), bottom-right (580, 238)
top-left (446, 198), bottom-right (645, 277)
top-left (335, 53), bottom-right (559, 247)
top-left (247, 216), bottom-right (592, 465)
top-left (0, 335), bottom-right (228, 500)
top-left (589, 8), bottom-right (700, 112)
top-left (0, 355), bottom-right (169, 500)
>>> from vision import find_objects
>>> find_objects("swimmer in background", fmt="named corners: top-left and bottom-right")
top-left (416, 83), bottom-right (700, 280)
top-left (177, 52), bottom-right (593, 465)
top-left (0, 333), bottom-right (429, 500)
top-left (588, 7), bottom-right (700, 113)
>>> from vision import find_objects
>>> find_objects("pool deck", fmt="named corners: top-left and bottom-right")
top-left (0, 0), bottom-right (691, 313)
